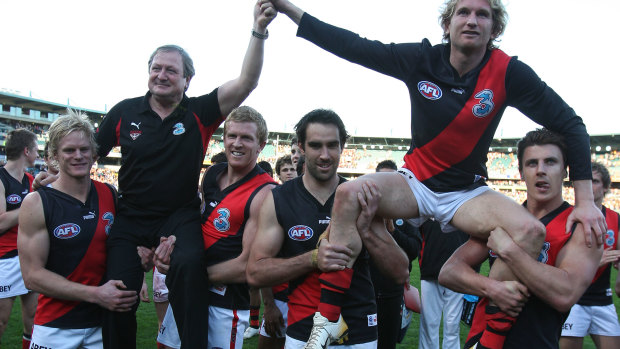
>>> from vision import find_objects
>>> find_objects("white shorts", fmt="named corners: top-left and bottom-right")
top-left (152, 268), bottom-right (169, 303)
top-left (30, 324), bottom-right (102, 349)
top-left (562, 303), bottom-right (620, 337)
top-left (284, 336), bottom-right (377, 349)
top-left (259, 299), bottom-right (289, 338)
top-left (397, 168), bottom-right (491, 232)
top-left (157, 304), bottom-right (250, 349)
top-left (0, 255), bottom-right (29, 298)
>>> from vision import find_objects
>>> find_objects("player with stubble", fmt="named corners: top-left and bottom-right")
top-left (247, 109), bottom-right (410, 348)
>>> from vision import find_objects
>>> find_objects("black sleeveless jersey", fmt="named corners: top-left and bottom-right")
top-left (0, 167), bottom-right (33, 258)
top-left (273, 176), bottom-right (377, 344)
top-left (35, 180), bottom-right (116, 328)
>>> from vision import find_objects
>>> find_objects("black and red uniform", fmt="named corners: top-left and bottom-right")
top-left (466, 201), bottom-right (574, 348)
top-left (577, 206), bottom-right (619, 306)
top-left (273, 176), bottom-right (377, 345)
top-left (96, 90), bottom-right (223, 348)
top-left (0, 168), bottom-right (33, 259)
top-left (296, 14), bottom-right (591, 192)
top-left (201, 163), bottom-right (275, 310)
top-left (35, 180), bottom-right (116, 328)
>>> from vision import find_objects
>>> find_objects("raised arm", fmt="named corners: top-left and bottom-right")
top-left (271, 0), bottom-right (304, 24)
top-left (487, 225), bottom-right (603, 313)
top-left (208, 184), bottom-right (276, 284)
top-left (217, 0), bottom-right (276, 116)
top-left (438, 237), bottom-right (529, 317)
top-left (17, 192), bottom-right (137, 311)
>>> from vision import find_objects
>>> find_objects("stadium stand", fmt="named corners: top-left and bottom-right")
top-left (1, 90), bottom-right (620, 211)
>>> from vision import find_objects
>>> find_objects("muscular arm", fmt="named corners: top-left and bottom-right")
top-left (0, 182), bottom-right (19, 234)
top-left (17, 192), bottom-right (137, 311)
top-left (208, 184), bottom-right (276, 284)
top-left (488, 225), bottom-right (603, 313)
top-left (217, 1), bottom-right (276, 116)
top-left (438, 237), bottom-right (529, 317)
top-left (246, 191), bottom-right (315, 287)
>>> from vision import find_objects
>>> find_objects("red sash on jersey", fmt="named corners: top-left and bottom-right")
top-left (35, 181), bottom-right (115, 326)
top-left (404, 49), bottom-right (511, 181)
top-left (591, 206), bottom-right (620, 282)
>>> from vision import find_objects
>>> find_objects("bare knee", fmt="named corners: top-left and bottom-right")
top-left (511, 218), bottom-right (546, 254)
top-left (333, 182), bottom-right (363, 212)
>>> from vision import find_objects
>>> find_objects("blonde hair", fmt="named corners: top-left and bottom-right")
top-left (47, 109), bottom-right (97, 165)
top-left (440, 0), bottom-right (508, 49)
top-left (223, 106), bottom-right (268, 144)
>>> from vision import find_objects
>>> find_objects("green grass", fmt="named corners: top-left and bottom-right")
top-left (3, 265), bottom-right (618, 348)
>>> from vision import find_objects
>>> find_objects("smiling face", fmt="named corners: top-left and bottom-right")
top-left (54, 130), bottom-right (94, 179)
top-left (445, 0), bottom-right (495, 54)
top-left (223, 121), bottom-right (265, 174)
top-left (302, 123), bottom-right (342, 183)
top-left (148, 50), bottom-right (190, 103)
top-left (520, 144), bottom-right (566, 208)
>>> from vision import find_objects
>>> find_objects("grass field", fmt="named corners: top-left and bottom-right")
top-left (3, 262), bottom-right (618, 348)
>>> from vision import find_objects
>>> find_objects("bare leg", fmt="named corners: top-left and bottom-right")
top-left (0, 297), bottom-right (16, 339)
top-left (329, 172), bottom-right (419, 267)
top-left (20, 291), bottom-right (37, 347)
top-left (559, 336), bottom-right (584, 349)
top-left (591, 334), bottom-right (620, 349)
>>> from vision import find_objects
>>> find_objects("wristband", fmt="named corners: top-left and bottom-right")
top-left (311, 248), bottom-right (319, 268)
top-left (252, 29), bottom-right (269, 40)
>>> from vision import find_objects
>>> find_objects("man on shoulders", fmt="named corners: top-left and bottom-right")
top-left (439, 129), bottom-right (603, 349)
top-left (156, 106), bottom-right (277, 349)
top-left (90, 2), bottom-right (276, 347)
top-left (269, 2), bottom-right (604, 346)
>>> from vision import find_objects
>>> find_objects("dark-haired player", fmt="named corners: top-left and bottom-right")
top-left (440, 129), bottom-right (602, 349)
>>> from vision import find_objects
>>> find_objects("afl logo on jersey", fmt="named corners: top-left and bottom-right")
top-left (417, 81), bottom-right (442, 100)
top-left (288, 225), bottom-right (313, 241)
top-left (54, 223), bottom-right (81, 239)
top-left (6, 194), bottom-right (21, 204)
top-left (172, 123), bottom-right (186, 136)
